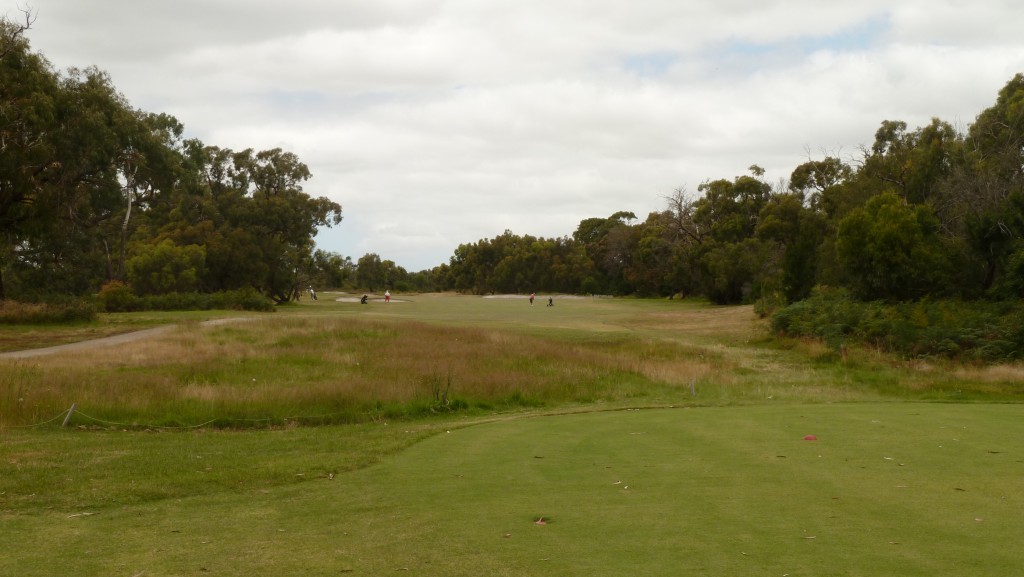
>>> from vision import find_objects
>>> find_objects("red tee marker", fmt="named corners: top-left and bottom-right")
top-left (803, 435), bottom-right (817, 441)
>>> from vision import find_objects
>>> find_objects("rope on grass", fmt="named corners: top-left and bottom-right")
top-left (70, 409), bottom-right (228, 430)
top-left (6, 409), bottom-right (69, 429)
top-left (15, 407), bottom-right (371, 431)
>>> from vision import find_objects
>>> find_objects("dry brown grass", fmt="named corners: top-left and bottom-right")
top-left (951, 363), bottom-right (1024, 383)
top-left (2, 313), bottom-right (726, 427)
top-left (4, 295), bottom-right (1017, 428)
top-left (630, 304), bottom-right (759, 338)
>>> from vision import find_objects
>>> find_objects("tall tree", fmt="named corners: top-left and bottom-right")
top-left (756, 192), bottom-right (826, 303)
top-left (356, 253), bottom-right (385, 292)
top-left (952, 73), bottom-right (1024, 293)
top-left (836, 192), bottom-right (950, 300)
top-left (689, 167), bottom-right (774, 304)
top-left (572, 211), bottom-right (637, 294)
top-left (0, 11), bottom-right (56, 299)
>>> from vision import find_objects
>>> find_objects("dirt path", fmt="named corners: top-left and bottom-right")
top-left (0, 318), bottom-right (250, 360)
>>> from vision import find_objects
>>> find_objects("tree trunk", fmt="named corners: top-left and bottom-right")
top-left (118, 166), bottom-right (137, 280)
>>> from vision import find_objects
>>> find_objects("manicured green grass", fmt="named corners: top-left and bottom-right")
top-left (2, 403), bottom-right (1021, 576)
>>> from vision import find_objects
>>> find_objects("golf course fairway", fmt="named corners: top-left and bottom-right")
top-left (3, 402), bottom-right (1021, 576)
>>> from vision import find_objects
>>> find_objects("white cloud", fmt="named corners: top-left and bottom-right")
top-left (15, 0), bottom-right (1024, 271)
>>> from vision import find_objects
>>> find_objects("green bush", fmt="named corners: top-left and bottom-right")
top-left (126, 240), bottom-right (205, 295)
top-left (133, 289), bottom-right (274, 312)
top-left (96, 282), bottom-right (274, 313)
top-left (228, 288), bottom-right (276, 312)
top-left (771, 288), bottom-right (1024, 361)
top-left (97, 281), bottom-right (140, 313)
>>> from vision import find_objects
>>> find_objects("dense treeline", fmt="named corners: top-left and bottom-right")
top-left (437, 80), bottom-right (1024, 307)
top-left (1, 14), bottom-right (341, 305)
top-left (5, 12), bottom-right (1024, 316)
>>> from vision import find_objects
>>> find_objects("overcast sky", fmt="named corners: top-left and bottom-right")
top-left (14, 0), bottom-right (1024, 271)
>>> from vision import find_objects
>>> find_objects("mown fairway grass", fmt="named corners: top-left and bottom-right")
top-left (3, 404), bottom-right (1022, 576)
top-left (2, 293), bottom-right (1023, 575)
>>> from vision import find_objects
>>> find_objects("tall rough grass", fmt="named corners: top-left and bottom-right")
top-left (6, 295), bottom-right (1017, 430)
top-left (1, 316), bottom-right (719, 429)
top-left (0, 300), bottom-right (96, 324)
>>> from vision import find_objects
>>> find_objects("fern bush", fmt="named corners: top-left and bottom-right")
top-left (771, 288), bottom-right (1024, 361)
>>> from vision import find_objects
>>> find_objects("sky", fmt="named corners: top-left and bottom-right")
top-left (12, 0), bottom-right (1024, 272)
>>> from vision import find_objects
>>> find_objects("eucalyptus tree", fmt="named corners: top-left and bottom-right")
top-left (159, 144), bottom-right (342, 302)
top-left (355, 252), bottom-right (385, 292)
top-left (572, 211), bottom-right (637, 294)
top-left (657, 187), bottom-right (709, 298)
top-left (957, 73), bottom-right (1024, 294)
top-left (0, 21), bottom-right (141, 298)
top-left (0, 12), bottom-right (56, 299)
top-left (625, 211), bottom-right (684, 297)
top-left (689, 166), bottom-right (774, 304)
top-left (858, 118), bottom-right (961, 206)
top-left (235, 147), bottom-right (342, 302)
top-left (309, 249), bottom-right (354, 289)
top-left (756, 191), bottom-right (827, 303)
top-left (836, 192), bottom-right (950, 301)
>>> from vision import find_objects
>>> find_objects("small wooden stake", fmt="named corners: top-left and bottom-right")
top-left (62, 403), bottom-right (77, 427)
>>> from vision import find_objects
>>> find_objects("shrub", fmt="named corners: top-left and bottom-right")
top-left (126, 240), bottom-right (205, 295)
top-left (97, 281), bottom-right (139, 312)
top-left (772, 289), bottom-right (1024, 361)
top-left (133, 289), bottom-right (274, 312)
top-left (771, 287), bottom-right (863, 343)
top-left (95, 281), bottom-right (274, 313)
top-left (0, 299), bottom-right (97, 324)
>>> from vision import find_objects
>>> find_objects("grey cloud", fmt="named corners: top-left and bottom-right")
top-left (16, 0), bottom-right (1024, 271)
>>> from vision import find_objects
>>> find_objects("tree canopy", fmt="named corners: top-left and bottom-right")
top-left (431, 76), bottom-right (1024, 305)
top-left (1, 14), bottom-right (341, 303)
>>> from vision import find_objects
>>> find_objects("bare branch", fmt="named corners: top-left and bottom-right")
top-left (0, 6), bottom-right (37, 58)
